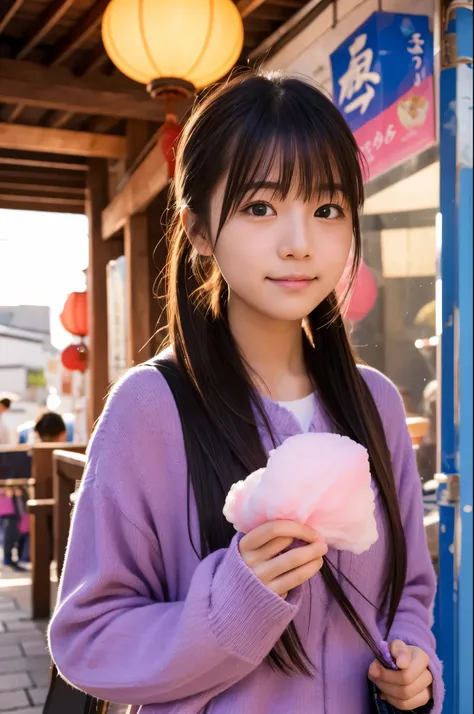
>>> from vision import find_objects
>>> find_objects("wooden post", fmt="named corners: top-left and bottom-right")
top-left (124, 120), bottom-right (152, 366)
top-left (52, 451), bottom-right (86, 581)
top-left (54, 474), bottom-right (71, 582)
top-left (125, 213), bottom-right (151, 365)
top-left (27, 499), bottom-right (54, 620)
top-left (126, 119), bottom-right (149, 167)
top-left (86, 159), bottom-right (114, 431)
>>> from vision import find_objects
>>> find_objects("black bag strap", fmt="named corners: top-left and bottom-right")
top-left (43, 664), bottom-right (109, 714)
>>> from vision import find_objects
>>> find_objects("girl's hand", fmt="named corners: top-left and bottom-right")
top-left (368, 640), bottom-right (433, 710)
top-left (238, 520), bottom-right (327, 598)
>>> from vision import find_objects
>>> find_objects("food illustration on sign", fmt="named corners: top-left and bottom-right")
top-left (397, 95), bottom-right (430, 128)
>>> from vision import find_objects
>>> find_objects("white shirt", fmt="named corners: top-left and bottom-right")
top-left (0, 414), bottom-right (12, 445)
top-left (278, 393), bottom-right (317, 433)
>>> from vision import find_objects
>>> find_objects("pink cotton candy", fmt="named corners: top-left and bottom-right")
top-left (223, 432), bottom-right (378, 555)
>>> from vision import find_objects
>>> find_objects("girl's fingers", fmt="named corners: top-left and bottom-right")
top-left (375, 668), bottom-right (433, 701)
top-left (269, 556), bottom-right (325, 595)
top-left (240, 520), bottom-right (320, 551)
top-left (371, 647), bottom-right (430, 686)
top-left (389, 639), bottom-right (411, 669)
top-left (244, 536), bottom-right (295, 567)
top-left (382, 687), bottom-right (432, 710)
top-left (255, 540), bottom-right (327, 583)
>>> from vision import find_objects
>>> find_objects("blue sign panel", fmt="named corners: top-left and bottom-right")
top-left (330, 12), bottom-right (434, 133)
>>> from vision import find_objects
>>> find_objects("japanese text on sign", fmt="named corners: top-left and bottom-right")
top-left (407, 32), bottom-right (426, 87)
top-left (363, 124), bottom-right (396, 163)
top-left (337, 33), bottom-right (381, 116)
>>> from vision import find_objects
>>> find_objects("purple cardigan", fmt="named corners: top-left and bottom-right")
top-left (48, 362), bottom-right (444, 714)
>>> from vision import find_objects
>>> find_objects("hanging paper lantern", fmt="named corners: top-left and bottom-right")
top-left (102, 0), bottom-right (244, 97)
top-left (336, 261), bottom-right (378, 323)
top-left (60, 292), bottom-right (88, 337)
top-left (61, 343), bottom-right (89, 373)
top-left (161, 114), bottom-right (182, 178)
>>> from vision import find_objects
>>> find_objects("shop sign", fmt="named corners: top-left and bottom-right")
top-left (330, 12), bottom-right (435, 181)
top-left (27, 369), bottom-right (46, 388)
top-left (106, 255), bottom-right (128, 383)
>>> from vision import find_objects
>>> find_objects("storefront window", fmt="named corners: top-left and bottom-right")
top-left (348, 155), bottom-right (440, 563)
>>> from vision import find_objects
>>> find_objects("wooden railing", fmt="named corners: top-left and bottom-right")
top-left (52, 450), bottom-right (86, 581)
top-left (27, 497), bottom-right (54, 619)
top-left (21, 448), bottom-right (86, 620)
top-left (0, 443), bottom-right (87, 620)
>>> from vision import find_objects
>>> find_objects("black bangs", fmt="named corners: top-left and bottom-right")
top-left (215, 74), bottom-right (365, 238)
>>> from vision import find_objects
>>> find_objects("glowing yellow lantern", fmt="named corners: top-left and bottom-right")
top-left (102, 0), bottom-right (244, 98)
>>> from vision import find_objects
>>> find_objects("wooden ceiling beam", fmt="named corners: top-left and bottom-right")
top-left (0, 150), bottom-right (88, 171)
top-left (6, 0), bottom-right (76, 122)
top-left (46, 0), bottom-right (110, 67)
top-left (84, 115), bottom-right (122, 135)
top-left (269, 0), bottom-right (302, 6)
top-left (0, 197), bottom-right (84, 214)
top-left (48, 46), bottom-right (111, 129)
top-left (242, 30), bottom-right (266, 46)
top-left (0, 168), bottom-right (85, 186)
top-left (5, 103), bottom-right (22, 124)
top-left (244, 17), bottom-right (274, 33)
top-left (0, 123), bottom-right (127, 158)
top-left (0, 180), bottom-right (85, 195)
top-left (16, 0), bottom-right (76, 60)
top-left (48, 111), bottom-right (77, 130)
top-left (237, 0), bottom-right (268, 18)
top-left (8, 0), bottom-right (107, 125)
top-left (249, 5), bottom-right (291, 21)
top-left (0, 59), bottom-right (165, 121)
top-left (74, 44), bottom-right (110, 77)
top-left (0, 192), bottom-right (84, 205)
top-left (0, 0), bottom-right (25, 35)
top-left (102, 140), bottom-right (169, 239)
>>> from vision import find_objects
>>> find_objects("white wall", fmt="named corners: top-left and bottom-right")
top-left (0, 366), bottom-right (27, 396)
top-left (0, 334), bottom-right (47, 368)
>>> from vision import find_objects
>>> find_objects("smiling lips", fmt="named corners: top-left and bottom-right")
top-left (267, 275), bottom-right (316, 290)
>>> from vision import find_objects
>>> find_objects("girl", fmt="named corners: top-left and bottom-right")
top-left (48, 71), bottom-right (443, 714)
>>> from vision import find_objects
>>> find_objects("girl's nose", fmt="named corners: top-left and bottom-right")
top-left (278, 216), bottom-right (313, 260)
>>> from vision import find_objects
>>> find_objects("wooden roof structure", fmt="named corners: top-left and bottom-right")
top-left (0, 0), bottom-right (336, 431)
top-left (0, 0), bottom-right (335, 215)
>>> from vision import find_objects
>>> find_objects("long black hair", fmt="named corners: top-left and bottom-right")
top-left (163, 70), bottom-right (407, 675)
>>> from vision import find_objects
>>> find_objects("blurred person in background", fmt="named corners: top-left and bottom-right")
top-left (0, 397), bottom-right (12, 445)
top-left (34, 412), bottom-right (67, 443)
top-left (1, 485), bottom-right (29, 570)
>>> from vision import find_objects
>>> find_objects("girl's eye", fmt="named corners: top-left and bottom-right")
top-left (244, 202), bottom-right (275, 217)
top-left (315, 204), bottom-right (344, 219)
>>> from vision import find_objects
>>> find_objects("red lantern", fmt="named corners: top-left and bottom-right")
top-left (61, 343), bottom-right (89, 373)
top-left (336, 261), bottom-right (378, 323)
top-left (60, 291), bottom-right (88, 337)
top-left (161, 114), bottom-right (182, 179)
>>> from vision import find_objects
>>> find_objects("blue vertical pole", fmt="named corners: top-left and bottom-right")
top-left (437, 11), bottom-right (458, 712)
top-left (438, 4), bottom-right (473, 712)
top-left (456, 9), bottom-right (473, 713)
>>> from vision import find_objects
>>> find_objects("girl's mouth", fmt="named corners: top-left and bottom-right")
top-left (267, 276), bottom-right (316, 290)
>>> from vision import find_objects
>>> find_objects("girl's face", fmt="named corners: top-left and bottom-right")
top-left (206, 175), bottom-right (354, 323)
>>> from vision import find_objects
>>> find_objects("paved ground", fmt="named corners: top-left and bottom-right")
top-left (0, 566), bottom-right (48, 714)
top-left (0, 561), bottom-right (127, 714)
